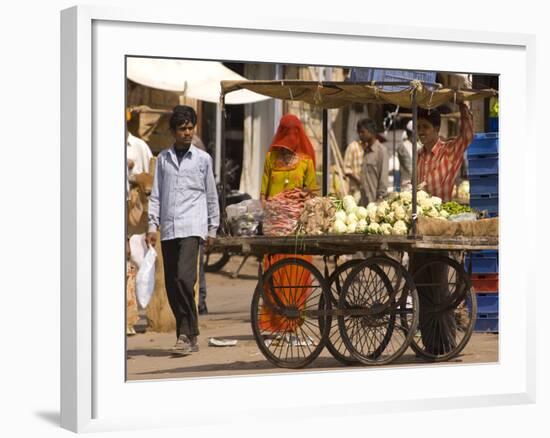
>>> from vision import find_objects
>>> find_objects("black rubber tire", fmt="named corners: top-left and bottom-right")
top-left (204, 251), bottom-right (231, 272)
top-left (250, 257), bottom-right (331, 369)
top-left (410, 255), bottom-right (477, 362)
top-left (323, 259), bottom-right (363, 365)
top-left (338, 256), bottom-right (419, 366)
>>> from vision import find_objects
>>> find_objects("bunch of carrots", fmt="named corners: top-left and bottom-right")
top-left (262, 188), bottom-right (315, 236)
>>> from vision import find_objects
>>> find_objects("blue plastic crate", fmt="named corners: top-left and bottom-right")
top-left (469, 175), bottom-right (498, 196)
top-left (476, 293), bottom-right (499, 314)
top-left (348, 68), bottom-right (436, 91)
top-left (467, 132), bottom-right (499, 156)
top-left (466, 251), bottom-right (499, 273)
top-left (470, 194), bottom-right (499, 215)
top-left (468, 155), bottom-right (499, 176)
top-left (474, 313), bottom-right (499, 333)
top-left (488, 117), bottom-right (499, 132)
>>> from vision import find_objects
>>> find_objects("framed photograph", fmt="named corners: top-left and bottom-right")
top-left (61, 5), bottom-right (536, 433)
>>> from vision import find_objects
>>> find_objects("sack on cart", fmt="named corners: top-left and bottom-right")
top-left (417, 216), bottom-right (498, 237)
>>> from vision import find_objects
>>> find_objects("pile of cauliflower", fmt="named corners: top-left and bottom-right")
top-left (328, 190), bottom-right (449, 235)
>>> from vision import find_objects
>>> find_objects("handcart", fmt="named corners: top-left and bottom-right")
top-left (215, 78), bottom-right (498, 369)
top-left (212, 234), bottom-right (497, 368)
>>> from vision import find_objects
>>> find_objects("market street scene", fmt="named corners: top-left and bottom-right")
top-left (125, 58), bottom-right (499, 380)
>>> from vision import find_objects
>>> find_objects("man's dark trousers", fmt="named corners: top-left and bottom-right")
top-left (199, 243), bottom-right (207, 310)
top-left (409, 251), bottom-right (457, 355)
top-left (161, 237), bottom-right (201, 339)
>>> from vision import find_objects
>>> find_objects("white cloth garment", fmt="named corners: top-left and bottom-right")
top-left (127, 132), bottom-right (153, 176)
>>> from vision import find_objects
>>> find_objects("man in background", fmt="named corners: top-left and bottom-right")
top-left (190, 133), bottom-right (209, 315)
top-left (126, 109), bottom-right (154, 335)
top-left (127, 108), bottom-right (153, 182)
top-left (344, 118), bottom-right (389, 204)
top-left (397, 120), bottom-right (415, 188)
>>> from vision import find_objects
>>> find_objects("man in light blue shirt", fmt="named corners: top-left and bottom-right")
top-left (147, 105), bottom-right (219, 355)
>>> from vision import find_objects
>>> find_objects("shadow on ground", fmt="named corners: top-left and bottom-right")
top-left (128, 348), bottom-right (177, 358)
top-left (130, 351), bottom-right (477, 379)
top-left (34, 411), bottom-right (59, 426)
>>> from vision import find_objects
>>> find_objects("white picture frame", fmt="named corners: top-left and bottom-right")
top-left (60, 5), bottom-right (537, 433)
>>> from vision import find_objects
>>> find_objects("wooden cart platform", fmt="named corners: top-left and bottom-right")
top-left (212, 234), bottom-right (498, 256)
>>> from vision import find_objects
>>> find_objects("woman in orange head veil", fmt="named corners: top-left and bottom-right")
top-left (258, 114), bottom-right (318, 337)
top-left (260, 114), bottom-right (317, 202)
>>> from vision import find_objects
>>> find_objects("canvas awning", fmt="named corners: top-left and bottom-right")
top-left (127, 57), bottom-right (269, 105)
top-left (221, 79), bottom-right (497, 109)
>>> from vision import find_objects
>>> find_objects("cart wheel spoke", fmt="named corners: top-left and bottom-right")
top-left (338, 256), bottom-right (419, 366)
top-left (323, 259), bottom-right (364, 365)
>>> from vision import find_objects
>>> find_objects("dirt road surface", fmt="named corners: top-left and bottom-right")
top-left (127, 255), bottom-right (498, 381)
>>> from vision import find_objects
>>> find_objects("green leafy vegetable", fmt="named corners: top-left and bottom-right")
top-left (441, 201), bottom-right (472, 215)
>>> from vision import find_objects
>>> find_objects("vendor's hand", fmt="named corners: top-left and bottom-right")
top-left (146, 232), bottom-right (157, 248)
top-left (127, 159), bottom-right (135, 170)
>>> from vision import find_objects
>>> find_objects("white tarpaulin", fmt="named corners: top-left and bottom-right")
top-left (126, 57), bottom-right (269, 105)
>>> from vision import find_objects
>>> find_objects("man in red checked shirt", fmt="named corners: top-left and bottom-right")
top-left (411, 99), bottom-right (474, 357)
top-left (417, 100), bottom-right (474, 202)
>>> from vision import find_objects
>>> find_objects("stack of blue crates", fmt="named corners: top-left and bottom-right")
top-left (348, 68), bottom-right (437, 91)
top-left (467, 132), bottom-right (499, 217)
top-left (466, 131), bottom-right (499, 332)
top-left (466, 251), bottom-right (499, 332)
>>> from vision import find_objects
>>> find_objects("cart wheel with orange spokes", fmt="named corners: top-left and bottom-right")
top-left (250, 257), bottom-right (332, 369)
